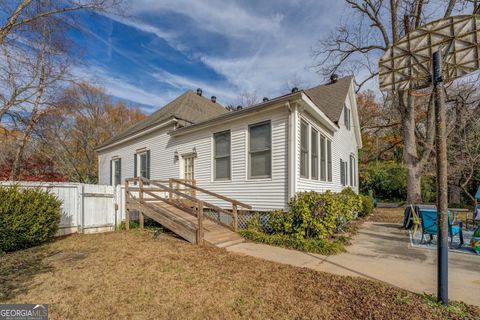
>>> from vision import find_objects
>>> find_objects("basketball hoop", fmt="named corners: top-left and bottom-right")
top-left (378, 14), bottom-right (480, 306)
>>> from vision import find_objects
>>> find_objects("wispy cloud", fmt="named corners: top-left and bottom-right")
top-left (74, 1), bottom-right (348, 109)
top-left (72, 65), bottom-right (172, 111)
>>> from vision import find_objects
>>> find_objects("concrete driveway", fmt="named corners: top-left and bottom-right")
top-left (227, 222), bottom-right (480, 306)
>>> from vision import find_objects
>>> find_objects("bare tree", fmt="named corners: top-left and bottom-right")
top-left (446, 79), bottom-right (480, 205)
top-left (36, 83), bottom-right (145, 183)
top-left (239, 91), bottom-right (260, 108)
top-left (0, 0), bottom-right (123, 45)
top-left (313, 0), bottom-right (476, 203)
top-left (0, 0), bottom-right (126, 180)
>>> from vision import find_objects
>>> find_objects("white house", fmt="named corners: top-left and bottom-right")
top-left (96, 76), bottom-right (362, 211)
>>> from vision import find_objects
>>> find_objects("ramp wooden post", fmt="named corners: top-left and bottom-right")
top-left (139, 179), bottom-right (144, 230)
top-left (197, 201), bottom-right (204, 245)
top-left (168, 179), bottom-right (173, 200)
top-left (232, 204), bottom-right (238, 232)
top-left (192, 180), bottom-right (197, 198)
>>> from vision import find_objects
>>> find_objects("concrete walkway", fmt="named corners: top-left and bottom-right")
top-left (227, 222), bottom-right (480, 306)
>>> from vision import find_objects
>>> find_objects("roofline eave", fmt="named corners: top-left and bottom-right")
top-left (95, 118), bottom-right (177, 153)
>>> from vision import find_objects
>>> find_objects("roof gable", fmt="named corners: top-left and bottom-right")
top-left (304, 76), bottom-right (353, 123)
top-left (97, 90), bottom-right (228, 149)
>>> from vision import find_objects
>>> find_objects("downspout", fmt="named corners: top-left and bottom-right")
top-left (286, 102), bottom-right (298, 203)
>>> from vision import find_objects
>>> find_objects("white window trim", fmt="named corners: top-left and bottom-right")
top-left (213, 130), bottom-right (232, 181)
top-left (299, 116), bottom-right (333, 182)
top-left (300, 119), bottom-right (309, 179)
top-left (112, 158), bottom-right (121, 186)
top-left (247, 120), bottom-right (273, 180)
top-left (136, 150), bottom-right (148, 179)
top-left (311, 128), bottom-right (319, 180)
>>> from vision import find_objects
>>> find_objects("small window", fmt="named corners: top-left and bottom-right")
top-left (214, 130), bottom-right (231, 180)
top-left (135, 150), bottom-right (150, 180)
top-left (327, 140), bottom-right (332, 182)
top-left (311, 129), bottom-right (318, 180)
top-left (249, 121), bottom-right (271, 178)
top-left (344, 105), bottom-right (351, 130)
top-left (300, 120), bottom-right (309, 178)
top-left (320, 135), bottom-right (326, 181)
top-left (110, 158), bottom-right (121, 186)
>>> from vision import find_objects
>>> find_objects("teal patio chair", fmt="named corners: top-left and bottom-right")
top-left (418, 208), bottom-right (464, 247)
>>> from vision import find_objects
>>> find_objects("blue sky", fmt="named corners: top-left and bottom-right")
top-left (70, 0), bottom-right (348, 113)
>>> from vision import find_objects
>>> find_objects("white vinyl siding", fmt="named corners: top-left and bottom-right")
top-left (311, 128), bottom-right (318, 180)
top-left (249, 121), bottom-right (272, 179)
top-left (300, 120), bottom-right (309, 178)
top-left (297, 98), bottom-right (358, 194)
top-left (99, 108), bottom-right (289, 211)
top-left (213, 130), bottom-right (231, 180)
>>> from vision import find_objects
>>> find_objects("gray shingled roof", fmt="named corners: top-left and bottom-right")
top-left (304, 76), bottom-right (353, 123)
top-left (97, 90), bottom-right (228, 149)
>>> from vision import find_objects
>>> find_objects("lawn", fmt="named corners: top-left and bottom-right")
top-left (1, 230), bottom-right (478, 320)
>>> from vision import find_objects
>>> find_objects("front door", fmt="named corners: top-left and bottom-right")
top-left (183, 155), bottom-right (194, 181)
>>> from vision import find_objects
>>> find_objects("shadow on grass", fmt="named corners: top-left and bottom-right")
top-left (0, 246), bottom-right (55, 301)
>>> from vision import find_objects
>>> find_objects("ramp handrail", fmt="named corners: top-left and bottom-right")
top-left (125, 176), bottom-right (251, 233)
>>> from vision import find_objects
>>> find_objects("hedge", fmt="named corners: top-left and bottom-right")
top-left (267, 188), bottom-right (362, 240)
top-left (0, 186), bottom-right (62, 252)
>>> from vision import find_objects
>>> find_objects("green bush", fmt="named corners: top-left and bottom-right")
top-left (268, 189), bottom-right (362, 240)
top-left (359, 194), bottom-right (375, 217)
top-left (0, 186), bottom-right (62, 252)
top-left (360, 161), bottom-right (407, 202)
top-left (360, 161), bottom-right (439, 203)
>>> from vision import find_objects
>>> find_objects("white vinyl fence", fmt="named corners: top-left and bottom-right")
top-left (0, 181), bottom-right (127, 236)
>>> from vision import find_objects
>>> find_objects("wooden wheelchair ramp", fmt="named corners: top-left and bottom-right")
top-left (124, 177), bottom-right (251, 248)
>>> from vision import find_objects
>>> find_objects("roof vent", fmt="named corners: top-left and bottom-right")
top-left (196, 88), bottom-right (202, 96)
top-left (211, 96), bottom-right (216, 103)
top-left (291, 87), bottom-right (299, 93)
top-left (263, 97), bottom-right (269, 102)
top-left (330, 73), bottom-right (338, 83)
top-left (236, 105), bottom-right (243, 111)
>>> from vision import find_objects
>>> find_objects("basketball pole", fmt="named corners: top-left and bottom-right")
top-left (432, 50), bottom-right (449, 305)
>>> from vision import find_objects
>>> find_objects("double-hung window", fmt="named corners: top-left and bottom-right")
top-left (214, 130), bottom-right (231, 180)
top-left (350, 154), bottom-right (356, 187)
top-left (320, 135), bottom-right (326, 181)
top-left (311, 129), bottom-right (318, 180)
top-left (327, 140), bottom-right (332, 182)
top-left (134, 150), bottom-right (150, 180)
top-left (300, 120), bottom-right (309, 178)
top-left (340, 159), bottom-right (348, 186)
top-left (110, 158), bottom-right (121, 186)
top-left (249, 121), bottom-right (271, 178)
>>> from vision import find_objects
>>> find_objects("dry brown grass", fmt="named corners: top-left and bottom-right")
top-left (1, 230), bottom-right (478, 320)
top-left (368, 207), bottom-right (405, 224)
